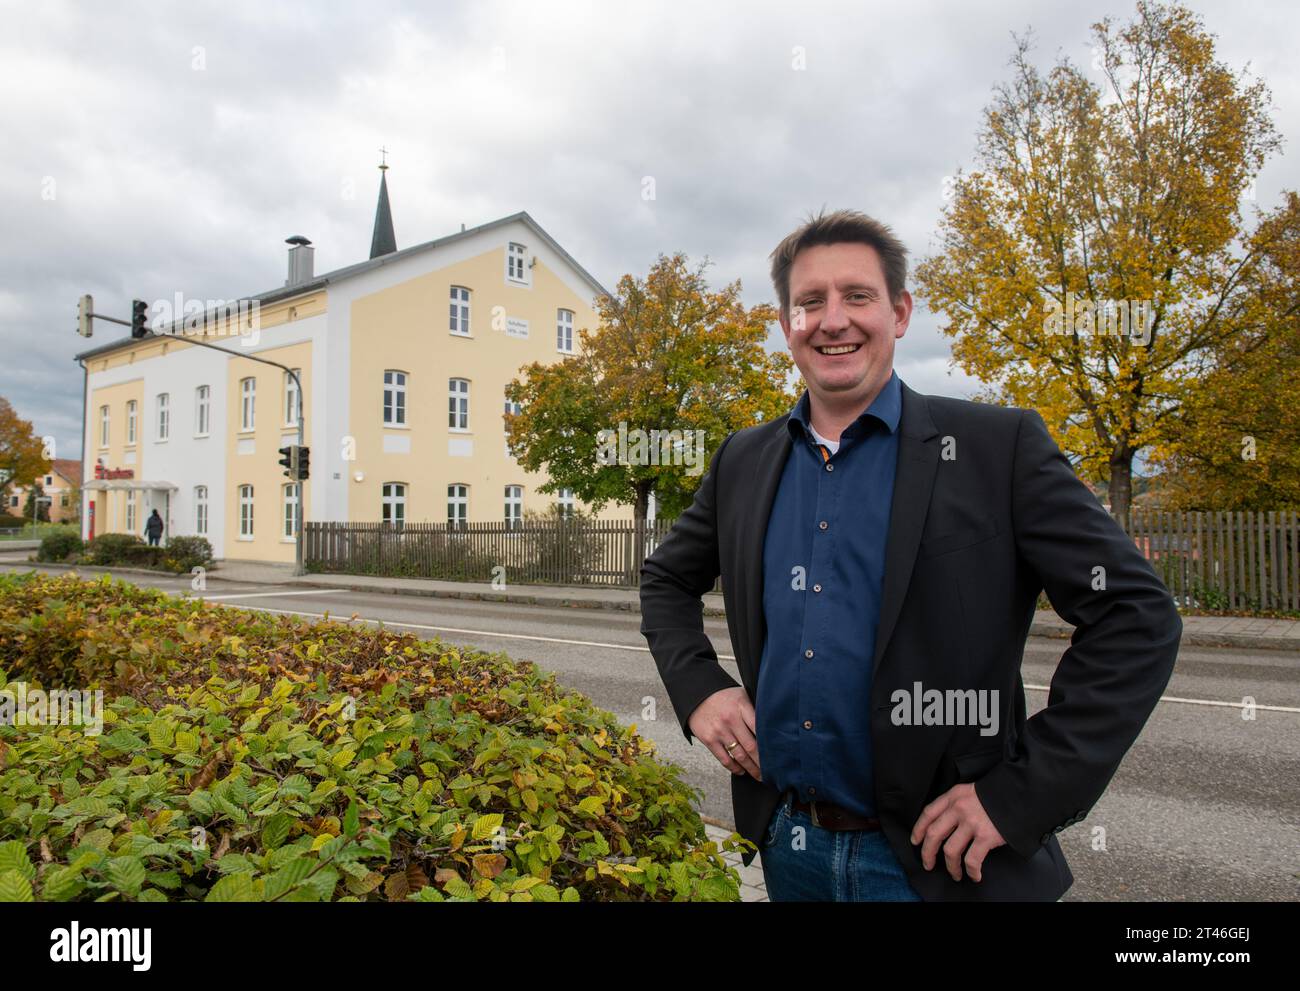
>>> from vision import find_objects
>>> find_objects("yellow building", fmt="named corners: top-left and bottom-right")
top-left (5, 458), bottom-right (82, 524)
top-left (75, 169), bottom-right (611, 563)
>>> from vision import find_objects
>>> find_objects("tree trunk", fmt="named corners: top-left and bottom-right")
top-left (633, 482), bottom-right (653, 525)
top-left (1109, 444), bottom-right (1134, 530)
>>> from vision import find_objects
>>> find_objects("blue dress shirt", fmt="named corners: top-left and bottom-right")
top-left (754, 371), bottom-right (902, 818)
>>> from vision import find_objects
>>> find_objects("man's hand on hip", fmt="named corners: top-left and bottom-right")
top-left (688, 687), bottom-right (762, 781)
top-left (910, 783), bottom-right (1006, 882)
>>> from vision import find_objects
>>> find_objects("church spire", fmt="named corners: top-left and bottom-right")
top-left (369, 149), bottom-right (396, 259)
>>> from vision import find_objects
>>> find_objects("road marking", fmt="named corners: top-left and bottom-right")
top-left (194, 589), bottom-right (347, 601)
top-left (1022, 683), bottom-right (1300, 713)
top-left (204, 602), bottom-right (740, 660)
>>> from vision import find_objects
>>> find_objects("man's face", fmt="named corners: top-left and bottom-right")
top-left (779, 242), bottom-right (911, 408)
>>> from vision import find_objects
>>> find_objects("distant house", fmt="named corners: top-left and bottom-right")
top-left (6, 458), bottom-right (82, 523)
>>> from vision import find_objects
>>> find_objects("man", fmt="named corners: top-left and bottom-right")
top-left (639, 209), bottom-right (1181, 901)
top-left (144, 508), bottom-right (164, 547)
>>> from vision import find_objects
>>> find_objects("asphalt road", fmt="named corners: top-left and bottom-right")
top-left (4, 561), bottom-right (1298, 902)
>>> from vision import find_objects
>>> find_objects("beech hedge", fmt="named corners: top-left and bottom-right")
top-left (0, 572), bottom-right (748, 901)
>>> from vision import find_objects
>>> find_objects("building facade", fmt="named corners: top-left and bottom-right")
top-left (5, 458), bottom-right (82, 524)
top-left (76, 176), bottom-right (611, 562)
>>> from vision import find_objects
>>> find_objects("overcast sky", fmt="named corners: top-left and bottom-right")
top-left (4, 0), bottom-right (1296, 463)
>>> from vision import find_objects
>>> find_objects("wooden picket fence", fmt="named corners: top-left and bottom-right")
top-left (1123, 510), bottom-right (1300, 612)
top-left (306, 510), bottom-right (1300, 610)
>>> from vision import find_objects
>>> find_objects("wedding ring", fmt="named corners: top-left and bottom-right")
top-left (725, 741), bottom-right (740, 753)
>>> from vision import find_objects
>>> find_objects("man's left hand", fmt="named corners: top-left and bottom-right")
top-left (910, 783), bottom-right (1007, 882)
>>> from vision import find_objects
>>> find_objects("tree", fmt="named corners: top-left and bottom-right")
top-left (23, 483), bottom-right (50, 523)
top-left (505, 253), bottom-right (794, 522)
top-left (0, 396), bottom-right (50, 511)
top-left (914, 1), bottom-right (1287, 522)
top-left (1148, 192), bottom-right (1300, 509)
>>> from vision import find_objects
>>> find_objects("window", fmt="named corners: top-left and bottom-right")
top-left (240, 378), bottom-right (256, 431)
top-left (99, 406), bottom-right (110, 447)
top-left (156, 393), bottom-right (170, 441)
top-left (504, 485), bottom-right (523, 530)
top-left (556, 488), bottom-right (576, 518)
top-left (125, 491), bottom-right (137, 533)
top-left (449, 286), bottom-right (471, 336)
top-left (239, 484), bottom-right (254, 538)
top-left (447, 484), bottom-right (468, 529)
top-left (8, 495), bottom-right (17, 509)
top-left (126, 401), bottom-right (137, 445)
top-left (195, 386), bottom-right (210, 436)
top-left (195, 486), bottom-right (208, 535)
top-left (557, 309), bottom-right (574, 353)
top-left (507, 242), bottom-right (528, 283)
top-left (449, 378), bottom-right (469, 431)
top-left (384, 370), bottom-right (407, 426)
top-left (284, 369), bottom-right (301, 425)
top-left (44, 475), bottom-right (53, 486)
top-left (282, 484), bottom-right (299, 539)
top-left (382, 482), bottom-right (406, 530)
top-left (60, 492), bottom-right (69, 508)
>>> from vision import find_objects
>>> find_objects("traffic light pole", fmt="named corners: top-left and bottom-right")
top-left (149, 332), bottom-right (308, 577)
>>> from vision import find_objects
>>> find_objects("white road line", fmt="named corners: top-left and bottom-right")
top-left (192, 589), bottom-right (347, 601)
top-left (211, 602), bottom-right (737, 658)
top-left (200, 600), bottom-right (1300, 714)
top-left (1023, 683), bottom-right (1300, 713)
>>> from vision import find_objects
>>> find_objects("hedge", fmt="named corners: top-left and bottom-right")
top-left (0, 572), bottom-right (745, 902)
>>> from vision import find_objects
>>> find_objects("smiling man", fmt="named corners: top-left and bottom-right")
top-left (639, 208), bottom-right (1182, 901)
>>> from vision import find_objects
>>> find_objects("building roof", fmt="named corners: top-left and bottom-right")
top-left (51, 458), bottom-right (82, 485)
top-left (73, 211), bottom-right (611, 363)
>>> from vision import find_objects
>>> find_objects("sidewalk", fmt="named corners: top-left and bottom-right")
top-left (5, 554), bottom-right (1300, 651)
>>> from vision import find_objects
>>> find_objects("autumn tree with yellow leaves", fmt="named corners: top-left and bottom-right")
top-left (0, 396), bottom-right (51, 512)
top-left (914, 1), bottom-right (1293, 522)
top-left (505, 253), bottom-right (793, 523)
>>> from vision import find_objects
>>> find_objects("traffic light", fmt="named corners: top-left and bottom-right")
top-left (130, 299), bottom-right (149, 339)
top-left (278, 445), bottom-right (296, 479)
top-left (296, 446), bottom-right (310, 481)
top-left (77, 294), bottom-right (93, 337)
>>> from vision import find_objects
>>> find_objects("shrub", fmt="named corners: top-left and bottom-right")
top-left (0, 572), bottom-right (747, 902)
top-left (37, 532), bottom-right (85, 563)
top-left (162, 535), bottom-right (213, 574)
top-left (0, 514), bottom-right (25, 529)
top-left (84, 532), bottom-right (146, 565)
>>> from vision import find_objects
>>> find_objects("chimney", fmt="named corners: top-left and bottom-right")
top-left (285, 235), bottom-right (314, 287)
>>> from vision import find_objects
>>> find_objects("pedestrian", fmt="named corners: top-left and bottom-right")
top-left (145, 508), bottom-right (164, 547)
top-left (639, 208), bottom-right (1181, 902)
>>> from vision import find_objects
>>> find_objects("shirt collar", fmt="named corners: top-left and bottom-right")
top-left (787, 371), bottom-right (903, 444)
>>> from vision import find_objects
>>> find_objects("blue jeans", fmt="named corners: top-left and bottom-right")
top-left (759, 792), bottom-right (922, 902)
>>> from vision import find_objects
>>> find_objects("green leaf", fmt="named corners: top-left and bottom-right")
top-left (0, 870), bottom-right (34, 903)
top-left (343, 800), bottom-right (359, 839)
top-left (261, 813), bottom-right (292, 850)
top-left (205, 872), bottom-right (259, 902)
top-left (0, 841), bottom-right (34, 881)
top-left (106, 857), bottom-right (146, 897)
top-left (471, 813), bottom-right (503, 842)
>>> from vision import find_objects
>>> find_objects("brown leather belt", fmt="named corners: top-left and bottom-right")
top-left (790, 795), bottom-right (881, 831)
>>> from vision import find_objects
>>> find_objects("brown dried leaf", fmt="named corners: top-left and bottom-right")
top-left (472, 853), bottom-right (506, 879)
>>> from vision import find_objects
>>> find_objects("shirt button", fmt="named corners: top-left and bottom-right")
top-left (825, 463), bottom-right (834, 471)
top-left (803, 720), bottom-right (813, 730)
top-left (804, 648), bottom-right (814, 658)
top-left (808, 786), bottom-right (816, 795)
top-left (818, 521), bottom-right (828, 530)
top-left (813, 584), bottom-right (822, 593)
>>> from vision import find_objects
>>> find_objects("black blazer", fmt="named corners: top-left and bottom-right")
top-left (640, 381), bottom-right (1181, 901)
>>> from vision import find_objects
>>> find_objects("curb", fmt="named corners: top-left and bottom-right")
top-left (8, 558), bottom-right (1298, 652)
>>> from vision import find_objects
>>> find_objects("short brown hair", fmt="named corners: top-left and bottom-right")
top-left (769, 208), bottom-right (909, 316)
